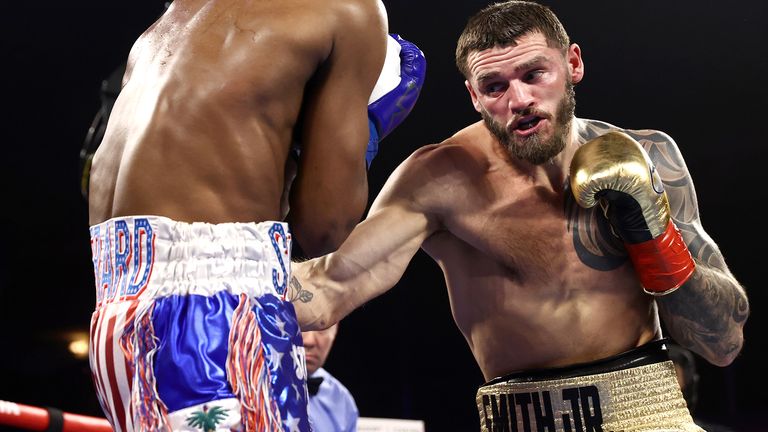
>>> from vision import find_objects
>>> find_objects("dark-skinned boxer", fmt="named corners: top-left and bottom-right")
top-left (86, 0), bottom-right (425, 430)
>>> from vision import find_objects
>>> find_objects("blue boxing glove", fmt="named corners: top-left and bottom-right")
top-left (366, 34), bottom-right (427, 168)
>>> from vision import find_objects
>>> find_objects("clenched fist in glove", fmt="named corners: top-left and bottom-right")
top-left (570, 131), bottom-right (695, 295)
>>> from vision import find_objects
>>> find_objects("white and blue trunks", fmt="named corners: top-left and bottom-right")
top-left (89, 216), bottom-right (310, 432)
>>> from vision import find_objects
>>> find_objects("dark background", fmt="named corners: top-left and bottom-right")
top-left (1, 1), bottom-right (765, 431)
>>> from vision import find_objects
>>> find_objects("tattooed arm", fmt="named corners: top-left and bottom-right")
top-left (632, 129), bottom-right (749, 366)
top-left (287, 146), bottom-right (441, 330)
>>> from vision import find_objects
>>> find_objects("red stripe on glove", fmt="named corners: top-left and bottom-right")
top-left (624, 220), bottom-right (696, 295)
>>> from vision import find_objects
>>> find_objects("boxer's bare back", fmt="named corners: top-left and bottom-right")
top-left (89, 0), bottom-right (387, 254)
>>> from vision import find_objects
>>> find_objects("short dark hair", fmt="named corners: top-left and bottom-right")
top-left (455, 1), bottom-right (570, 78)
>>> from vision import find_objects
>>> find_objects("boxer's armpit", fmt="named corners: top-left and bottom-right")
top-left (288, 276), bottom-right (314, 303)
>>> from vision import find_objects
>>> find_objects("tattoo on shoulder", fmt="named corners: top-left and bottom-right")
top-left (288, 276), bottom-right (313, 303)
top-left (564, 185), bottom-right (628, 271)
top-left (592, 126), bottom-right (700, 225)
top-left (578, 120), bottom-right (615, 143)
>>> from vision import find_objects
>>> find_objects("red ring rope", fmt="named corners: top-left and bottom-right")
top-left (0, 400), bottom-right (112, 432)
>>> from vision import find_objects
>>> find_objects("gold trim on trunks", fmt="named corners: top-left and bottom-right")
top-left (476, 361), bottom-right (703, 432)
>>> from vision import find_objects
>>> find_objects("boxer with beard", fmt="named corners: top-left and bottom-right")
top-left (287, 1), bottom-right (748, 431)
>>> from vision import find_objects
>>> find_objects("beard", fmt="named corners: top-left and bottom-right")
top-left (482, 81), bottom-right (576, 165)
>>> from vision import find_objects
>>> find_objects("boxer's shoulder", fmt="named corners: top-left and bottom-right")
top-left (577, 118), bottom-right (674, 149)
top-left (372, 135), bottom-right (488, 218)
top-left (404, 123), bottom-right (490, 167)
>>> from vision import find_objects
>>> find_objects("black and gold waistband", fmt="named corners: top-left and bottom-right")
top-left (476, 340), bottom-right (703, 432)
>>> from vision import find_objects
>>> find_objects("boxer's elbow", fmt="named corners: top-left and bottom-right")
top-left (714, 292), bottom-right (749, 367)
top-left (287, 164), bottom-right (368, 256)
top-left (696, 322), bottom-right (745, 367)
top-left (714, 327), bottom-right (745, 367)
top-left (291, 212), bottom-right (362, 258)
top-left (311, 223), bottom-right (357, 256)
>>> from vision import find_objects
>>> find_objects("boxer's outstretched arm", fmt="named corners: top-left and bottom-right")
top-left (635, 131), bottom-right (749, 366)
top-left (289, 147), bottom-right (440, 330)
top-left (290, 204), bottom-right (431, 329)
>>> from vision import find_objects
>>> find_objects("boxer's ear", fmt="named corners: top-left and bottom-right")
top-left (465, 80), bottom-right (483, 113)
top-left (566, 43), bottom-right (584, 84)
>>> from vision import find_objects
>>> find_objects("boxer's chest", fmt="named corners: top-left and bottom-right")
top-left (442, 180), bottom-right (627, 275)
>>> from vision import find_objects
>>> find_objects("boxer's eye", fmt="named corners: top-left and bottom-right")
top-left (483, 82), bottom-right (507, 96)
top-left (523, 70), bottom-right (544, 83)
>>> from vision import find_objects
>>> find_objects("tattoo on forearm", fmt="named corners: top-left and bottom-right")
top-left (658, 265), bottom-right (749, 360)
top-left (578, 121), bottom-right (749, 363)
top-left (288, 276), bottom-right (313, 303)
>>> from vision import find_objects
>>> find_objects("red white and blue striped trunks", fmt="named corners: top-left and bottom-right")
top-left (88, 216), bottom-right (310, 431)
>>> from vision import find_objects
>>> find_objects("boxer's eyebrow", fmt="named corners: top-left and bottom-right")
top-left (475, 71), bottom-right (500, 86)
top-left (475, 55), bottom-right (550, 85)
top-left (513, 55), bottom-right (549, 73)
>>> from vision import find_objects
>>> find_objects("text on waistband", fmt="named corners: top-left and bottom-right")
top-left (481, 385), bottom-right (603, 432)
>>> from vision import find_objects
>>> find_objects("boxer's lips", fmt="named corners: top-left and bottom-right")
top-left (511, 116), bottom-right (544, 136)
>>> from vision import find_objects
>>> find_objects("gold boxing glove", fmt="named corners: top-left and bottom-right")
top-left (570, 131), bottom-right (695, 295)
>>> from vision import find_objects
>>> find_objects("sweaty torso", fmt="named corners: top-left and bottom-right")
top-left (89, 0), bottom-right (342, 224)
top-left (421, 119), bottom-right (660, 381)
